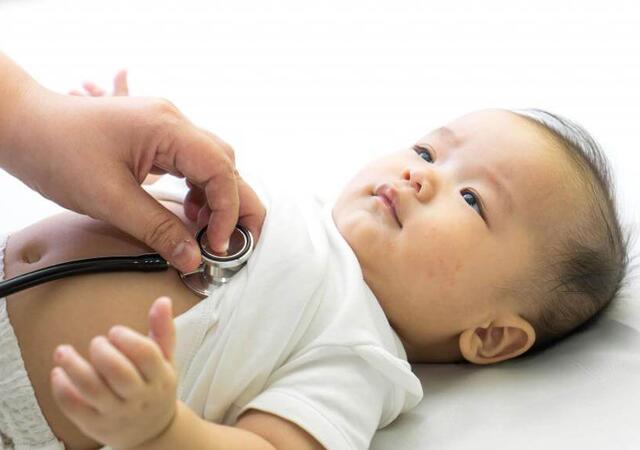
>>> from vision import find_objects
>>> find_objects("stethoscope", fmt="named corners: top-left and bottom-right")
top-left (0, 225), bottom-right (253, 299)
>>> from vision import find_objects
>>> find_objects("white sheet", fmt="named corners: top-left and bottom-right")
top-left (372, 295), bottom-right (640, 449)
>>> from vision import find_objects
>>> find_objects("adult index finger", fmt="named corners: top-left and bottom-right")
top-left (171, 127), bottom-right (240, 254)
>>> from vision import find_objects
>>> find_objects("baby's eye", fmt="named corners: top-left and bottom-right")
top-left (413, 143), bottom-right (486, 221)
top-left (412, 144), bottom-right (434, 163)
top-left (462, 190), bottom-right (485, 219)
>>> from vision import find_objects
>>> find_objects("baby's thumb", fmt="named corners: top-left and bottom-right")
top-left (149, 297), bottom-right (175, 361)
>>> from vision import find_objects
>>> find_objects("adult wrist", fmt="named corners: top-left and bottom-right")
top-left (0, 82), bottom-right (64, 193)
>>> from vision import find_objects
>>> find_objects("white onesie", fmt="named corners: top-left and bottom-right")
top-left (138, 173), bottom-right (423, 449)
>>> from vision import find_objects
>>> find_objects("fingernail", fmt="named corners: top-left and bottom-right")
top-left (172, 239), bottom-right (199, 270)
top-left (54, 346), bottom-right (65, 361)
top-left (109, 325), bottom-right (125, 339)
top-left (213, 239), bottom-right (229, 255)
top-left (154, 296), bottom-right (171, 314)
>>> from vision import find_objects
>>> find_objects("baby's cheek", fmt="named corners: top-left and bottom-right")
top-left (410, 225), bottom-right (466, 286)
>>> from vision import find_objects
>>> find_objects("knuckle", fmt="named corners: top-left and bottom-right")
top-left (153, 97), bottom-right (180, 116)
top-left (75, 373), bottom-right (99, 396)
top-left (125, 337), bottom-right (149, 359)
top-left (222, 142), bottom-right (235, 160)
top-left (220, 158), bottom-right (236, 180)
top-left (202, 129), bottom-right (235, 162)
top-left (138, 342), bottom-right (157, 361)
top-left (143, 213), bottom-right (181, 251)
top-left (146, 98), bottom-right (182, 133)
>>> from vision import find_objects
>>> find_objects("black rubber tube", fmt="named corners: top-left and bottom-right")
top-left (0, 253), bottom-right (170, 298)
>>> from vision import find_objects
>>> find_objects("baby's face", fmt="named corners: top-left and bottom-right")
top-left (332, 109), bottom-right (575, 362)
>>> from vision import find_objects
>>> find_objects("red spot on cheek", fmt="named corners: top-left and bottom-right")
top-left (447, 261), bottom-right (464, 287)
top-left (425, 266), bottom-right (435, 278)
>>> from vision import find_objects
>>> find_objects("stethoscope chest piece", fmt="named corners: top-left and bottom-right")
top-left (180, 224), bottom-right (254, 297)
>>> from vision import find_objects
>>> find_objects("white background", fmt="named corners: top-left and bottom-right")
top-left (0, 0), bottom-right (639, 235)
top-left (2, 2), bottom-right (640, 448)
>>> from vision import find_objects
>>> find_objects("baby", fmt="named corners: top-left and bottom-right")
top-left (0, 72), bottom-right (630, 450)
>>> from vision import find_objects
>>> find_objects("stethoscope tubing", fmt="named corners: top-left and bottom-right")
top-left (0, 253), bottom-right (169, 298)
top-left (0, 225), bottom-right (253, 299)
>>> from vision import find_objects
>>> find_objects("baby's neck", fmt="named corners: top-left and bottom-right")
top-left (401, 333), bottom-right (463, 364)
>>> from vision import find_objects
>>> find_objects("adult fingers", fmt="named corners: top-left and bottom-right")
top-left (235, 175), bottom-right (266, 246)
top-left (102, 171), bottom-right (201, 273)
top-left (197, 205), bottom-right (212, 229)
top-left (185, 173), bottom-right (265, 246)
top-left (183, 184), bottom-right (206, 222)
top-left (168, 128), bottom-right (240, 254)
top-left (203, 169), bottom-right (239, 254)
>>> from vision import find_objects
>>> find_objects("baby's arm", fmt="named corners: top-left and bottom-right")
top-left (52, 296), bottom-right (322, 450)
top-left (132, 403), bottom-right (324, 450)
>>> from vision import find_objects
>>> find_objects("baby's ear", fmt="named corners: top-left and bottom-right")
top-left (458, 314), bottom-right (536, 365)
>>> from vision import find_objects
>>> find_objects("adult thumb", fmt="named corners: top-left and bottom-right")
top-left (104, 176), bottom-right (201, 273)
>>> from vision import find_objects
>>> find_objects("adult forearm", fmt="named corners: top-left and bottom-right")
top-left (0, 52), bottom-right (78, 195)
top-left (0, 52), bottom-right (44, 164)
top-left (129, 401), bottom-right (276, 450)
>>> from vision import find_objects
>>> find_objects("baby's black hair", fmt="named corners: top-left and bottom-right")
top-left (506, 108), bottom-right (636, 356)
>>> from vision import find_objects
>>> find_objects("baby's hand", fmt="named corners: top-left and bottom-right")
top-left (69, 69), bottom-right (129, 97)
top-left (50, 297), bottom-right (178, 450)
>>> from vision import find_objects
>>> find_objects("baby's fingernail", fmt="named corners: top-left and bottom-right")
top-left (54, 346), bottom-right (67, 361)
top-left (109, 325), bottom-right (125, 338)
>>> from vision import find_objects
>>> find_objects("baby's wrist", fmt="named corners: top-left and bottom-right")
top-left (124, 400), bottom-right (182, 450)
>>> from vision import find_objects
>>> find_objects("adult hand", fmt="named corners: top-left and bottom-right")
top-left (0, 56), bottom-right (265, 273)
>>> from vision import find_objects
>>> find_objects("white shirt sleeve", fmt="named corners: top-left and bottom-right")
top-left (235, 346), bottom-right (401, 450)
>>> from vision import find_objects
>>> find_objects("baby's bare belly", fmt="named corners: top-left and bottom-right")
top-left (3, 200), bottom-right (203, 450)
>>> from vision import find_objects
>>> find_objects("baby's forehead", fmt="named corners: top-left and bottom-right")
top-left (431, 111), bottom-right (578, 218)
top-left (422, 110), bottom-right (558, 157)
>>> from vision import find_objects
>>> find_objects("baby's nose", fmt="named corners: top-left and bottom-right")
top-left (403, 167), bottom-right (438, 200)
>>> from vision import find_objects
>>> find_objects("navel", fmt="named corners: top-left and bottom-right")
top-left (19, 242), bottom-right (45, 264)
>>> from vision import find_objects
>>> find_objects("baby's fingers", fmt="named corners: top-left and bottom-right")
top-left (51, 367), bottom-right (101, 426)
top-left (113, 69), bottom-right (129, 96)
top-left (107, 325), bottom-right (170, 383)
top-left (148, 297), bottom-right (176, 361)
top-left (52, 345), bottom-right (120, 412)
top-left (82, 81), bottom-right (106, 96)
top-left (89, 336), bottom-right (146, 399)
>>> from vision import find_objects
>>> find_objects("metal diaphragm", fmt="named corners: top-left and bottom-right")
top-left (179, 224), bottom-right (254, 297)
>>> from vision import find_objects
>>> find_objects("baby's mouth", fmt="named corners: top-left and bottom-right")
top-left (374, 185), bottom-right (402, 227)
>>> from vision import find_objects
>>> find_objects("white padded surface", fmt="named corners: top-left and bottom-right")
top-left (1, 1), bottom-right (639, 448)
